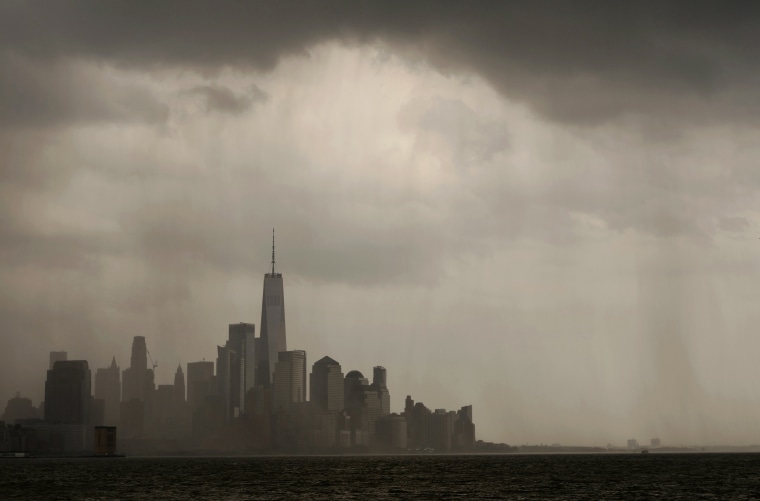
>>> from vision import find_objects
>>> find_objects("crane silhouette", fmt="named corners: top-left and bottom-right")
top-left (146, 348), bottom-right (158, 372)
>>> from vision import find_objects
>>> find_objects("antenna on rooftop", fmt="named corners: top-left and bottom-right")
top-left (271, 227), bottom-right (276, 275)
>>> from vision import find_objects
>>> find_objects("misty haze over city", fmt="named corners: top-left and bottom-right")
top-left (4, 1), bottom-right (760, 447)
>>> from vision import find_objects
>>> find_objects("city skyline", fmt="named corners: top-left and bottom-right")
top-left (4, 2), bottom-right (760, 447)
top-left (2, 239), bottom-right (477, 454)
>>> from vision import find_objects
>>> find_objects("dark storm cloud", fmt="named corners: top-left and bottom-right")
top-left (0, 53), bottom-right (168, 128)
top-left (3, 1), bottom-right (760, 124)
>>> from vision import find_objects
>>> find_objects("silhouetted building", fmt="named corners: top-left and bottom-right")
top-left (403, 396), bottom-right (473, 451)
top-left (273, 350), bottom-right (306, 412)
top-left (216, 345), bottom-right (234, 421)
top-left (122, 336), bottom-right (153, 403)
top-left (90, 397), bottom-right (105, 426)
top-left (453, 405), bottom-right (475, 449)
top-left (310, 356), bottom-right (344, 412)
top-left (49, 351), bottom-right (67, 370)
top-left (187, 361), bottom-right (215, 412)
top-left (430, 409), bottom-right (455, 451)
top-left (174, 364), bottom-right (186, 406)
top-left (44, 361), bottom-right (91, 425)
top-left (216, 323), bottom-right (256, 419)
top-left (371, 366), bottom-right (391, 416)
top-left (1, 392), bottom-right (38, 424)
top-left (651, 437), bottom-right (661, 447)
top-left (344, 370), bottom-right (368, 410)
top-left (192, 395), bottom-right (225, 441)
top-left (258, 230), bottom-right (287, 386)
top-left (309, 411), bottom-right (338, 448)
top-left (344, 369), bottom-right (388, 438)
top-left (243, 386), bottom-right (272, 449)
top-left (94, 357), bottom-right (120, 426)
top-left (170, 364), bottom-right (192, 437)
top-left (404, 396), bottom-right (431, 448)
top-left (375, 414), bottom-right (408, 450)
top-left (121, 337), bottom-right (155, 435)
top-left (154, 384), bottom-right (175, 436)
top-left (120, 399), bottom-right (144, 438)
top-left (227, 323), bottom-right (255, 414)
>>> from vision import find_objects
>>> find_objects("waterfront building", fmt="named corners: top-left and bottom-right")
top-left (453, 405), bottom-right (475, 448)
top-left (430, 409), bottom-right (455, 451)
top-left (375, 413), bottom-right (408, 450)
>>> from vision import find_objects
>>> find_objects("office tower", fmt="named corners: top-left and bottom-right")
top-left (122, 336), bottom-right (152, 403)
top-left (453, 405), bottom-right (475, 448)
top-left (174, 364), bottom-right (186, 405)
top-left (344, 370), bottom-right (368, 410)
top-left (372, 366), bottom-right (386, 387)
top-left (258, 229), bottom-right (287, 386)
top-left (187, 361), bottom-right (215, 411)
top-left (344, 369), bottom-right (386, 436)
top-left (216, 345), bottom-right (234, 421)
top-left (94, 357), bottom-right (121, 426)
top-left (120, 399), bottom-right (144, 438)
top-left (227, 323), bottom-right (255, 415)
top-left (91, 397), bottom-right (105, 426)
top-left (430, 409), bottom-right (456, 451)
top-left (310, 356), bottom-right (344, 412)
top-left (372, 366), bottom-right (391, 415)
top-left (404, 396), bottom-right (432, 448)
top-left (44, 360), bottom-right (91, 425)
top-left (272, 350), bottom-right (306, 412)
top-left (49, 351), bottom-right (67, 370)
top-left (121, 336), bottom-right (155, 437)
top-left (154, 384), bottom-right (174, 435)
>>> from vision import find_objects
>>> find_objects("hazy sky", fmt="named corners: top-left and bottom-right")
top-left (3, 1), bottom-right (760, 446)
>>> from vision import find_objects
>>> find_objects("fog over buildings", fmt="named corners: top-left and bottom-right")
top-left (3, 2), bottom-right (760, 446)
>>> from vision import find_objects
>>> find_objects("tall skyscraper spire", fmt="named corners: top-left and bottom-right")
top-left (258, 229), bottom-right (286, 387)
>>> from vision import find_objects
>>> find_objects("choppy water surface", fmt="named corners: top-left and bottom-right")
top-left (2, 453), bottom-right (759, 500)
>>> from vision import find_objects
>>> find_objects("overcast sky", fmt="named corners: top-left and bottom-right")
top-left (3, 1), bottom-right (760, 446)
